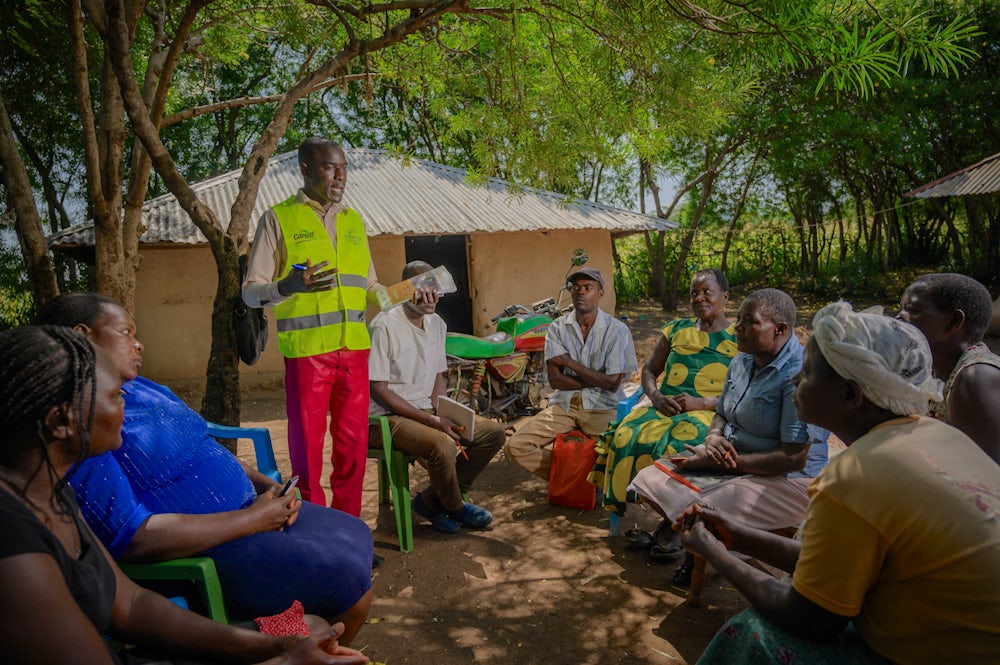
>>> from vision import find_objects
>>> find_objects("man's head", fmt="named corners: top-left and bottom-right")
top-left (402, 260), bottom-right (438, 317)
top-left (568, 267), bottom-right (604, 316)
top-left (298, 137), bottom-right (347, 206)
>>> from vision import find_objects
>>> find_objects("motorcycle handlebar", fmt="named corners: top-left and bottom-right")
top-left (491, 304), bottom-right (531, 323)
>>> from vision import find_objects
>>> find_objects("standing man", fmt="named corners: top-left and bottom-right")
top-left (369, 261), bottom-right (505, 533)
top-left (505, 267), bottom-right (637, 481)
top-left (243, 137), bottom-right (379, 515)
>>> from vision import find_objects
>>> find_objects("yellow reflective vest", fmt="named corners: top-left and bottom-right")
top-left (272, 198), bottom-right (371, 357)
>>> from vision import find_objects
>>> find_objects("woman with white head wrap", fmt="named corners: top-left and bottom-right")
top-left (811, 300), bottom-right (943, 416)
top-left (677, 302), bottom-right (1000, 665)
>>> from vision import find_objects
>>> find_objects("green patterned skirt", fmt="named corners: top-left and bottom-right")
top-left (588, 404), bottom-right (714, 515)
top-left (698, 609), bottom-right (888, 664)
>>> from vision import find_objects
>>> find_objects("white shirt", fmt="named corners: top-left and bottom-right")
top-left (368, 306), bottom-right (448, 415)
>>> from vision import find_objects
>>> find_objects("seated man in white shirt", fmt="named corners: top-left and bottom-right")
top-left (368, 261), bottom-right (506, 534)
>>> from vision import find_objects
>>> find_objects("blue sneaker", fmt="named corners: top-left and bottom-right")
top-left (450, 502), bottom-right (493, 529)
top-left (412, 494), bottom-right (460, 534)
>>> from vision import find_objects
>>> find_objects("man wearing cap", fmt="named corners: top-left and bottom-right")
top-left (505, 267), bottom-right (637, 481)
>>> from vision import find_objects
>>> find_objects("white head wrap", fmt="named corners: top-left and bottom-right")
top-left (811, 301), bottom-right (944, 416)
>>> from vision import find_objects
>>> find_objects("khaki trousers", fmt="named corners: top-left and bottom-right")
top-left (504, 394), bottom-right (615, 480)
top-left (371, 413), bottom-right (505, 513)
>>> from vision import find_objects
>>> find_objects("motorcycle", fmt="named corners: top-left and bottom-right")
top-left (444, 249), bottom-right (589, 422)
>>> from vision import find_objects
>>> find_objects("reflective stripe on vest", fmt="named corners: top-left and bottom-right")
top-left (272, 198), bottom-right (371, 357)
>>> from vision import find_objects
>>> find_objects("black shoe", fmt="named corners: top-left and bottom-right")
top-left (372, 553), bottom-right (385, 570)
top-left (671, 555), bottom-right (694, 592)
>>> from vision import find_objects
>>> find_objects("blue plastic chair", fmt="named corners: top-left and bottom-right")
top-left (607, 388), bottom-right (643, 537)
top-left (205, 422), bottom-right (282, 483)
top-left (120, 422), bottom-right (283, 622)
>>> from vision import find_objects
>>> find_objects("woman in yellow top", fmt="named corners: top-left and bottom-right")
top-left (681, 302), bottom-right (1000, 664)
top-left (590, 269), bottom-right (737, 518)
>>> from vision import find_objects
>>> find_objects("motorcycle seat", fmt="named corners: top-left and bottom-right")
top-left (445, 331), bottom-right (515, 358)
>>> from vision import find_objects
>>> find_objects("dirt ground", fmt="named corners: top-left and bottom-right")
top-left (210, 291), bottom-right (999, 665)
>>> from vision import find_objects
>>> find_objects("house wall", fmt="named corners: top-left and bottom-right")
top-left (134, 236), bottom-right (409, 386)
top-left (132, 230), bottom-right (616, 385)
top-left (133, 246), bottom-right (220, 382)
top-left (467, 229), bottom-right (616, 334)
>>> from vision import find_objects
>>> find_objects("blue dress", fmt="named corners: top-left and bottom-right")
top-left (69, 376), bottom-right (372, 619)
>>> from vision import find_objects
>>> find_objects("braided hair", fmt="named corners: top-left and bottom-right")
top-left (0, 325), bottom-right (97, 520)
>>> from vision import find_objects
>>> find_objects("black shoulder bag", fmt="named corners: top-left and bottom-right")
top-left (234, 254), bottom-right (268, 365)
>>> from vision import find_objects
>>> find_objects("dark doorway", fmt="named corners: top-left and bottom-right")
top-left (405, 235), bottom-right (473, 334)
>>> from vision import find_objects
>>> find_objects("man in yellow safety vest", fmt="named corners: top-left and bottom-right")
top-left (243, 137), bottom-right (380, 517)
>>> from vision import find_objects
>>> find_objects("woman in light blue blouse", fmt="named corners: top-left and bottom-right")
top-left (629, 289), bottom-right (827, 588)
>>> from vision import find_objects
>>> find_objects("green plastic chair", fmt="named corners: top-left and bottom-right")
top-left (367, 415), bottom-right (415, 553)
top-left (119, 557), bottom-right (229, 623)
top-left (120, 422), bottom-right (282, 622)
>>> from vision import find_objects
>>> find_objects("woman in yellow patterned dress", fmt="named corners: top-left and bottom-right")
top-left (590, 270), bottom-right (736, 516)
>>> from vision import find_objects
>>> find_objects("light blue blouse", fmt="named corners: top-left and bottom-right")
top-left (717, 334), bottom-right (827, 478)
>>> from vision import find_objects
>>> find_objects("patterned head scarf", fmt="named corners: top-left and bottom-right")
top-left (811, 301), bottom-right (944, 416)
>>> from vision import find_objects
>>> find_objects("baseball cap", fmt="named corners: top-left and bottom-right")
top-left (567, 267), bottom-right (604, 289)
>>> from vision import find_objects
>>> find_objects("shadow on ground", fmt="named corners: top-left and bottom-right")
top-left (228, 391), bottom-right (744, 665)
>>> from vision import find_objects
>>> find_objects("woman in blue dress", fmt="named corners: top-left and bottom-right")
top-left (36, 293), bottom-right (373, 646)
top-left (0, 325), bottom-right (367, 663)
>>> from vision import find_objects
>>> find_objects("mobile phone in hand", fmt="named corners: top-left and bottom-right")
top-left (279, 475), bottom-right (299, 497)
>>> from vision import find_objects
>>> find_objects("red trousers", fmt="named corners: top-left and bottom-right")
top-left (284, 349), bottom-right (369, 515)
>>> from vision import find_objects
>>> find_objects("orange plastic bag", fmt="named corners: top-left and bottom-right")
top-left (548, 430), bottom-right (598, 510)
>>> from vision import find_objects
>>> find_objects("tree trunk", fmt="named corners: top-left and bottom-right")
top-left (0, 91), bottom-right (59, 304)
top-left (104, 0), bottom-right (479, 427)
top-left (720, 159), bottom-right (756, 274)
top-left (664, 171), bottom-right (717, 311)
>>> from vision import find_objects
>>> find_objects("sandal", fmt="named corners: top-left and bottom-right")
top-left (670, 554), bottom-right (695, 592)
top-left (624, 528), bottom-right (654, 549)
top-left (649, 543), bottom-right (685, 562)
top-left (624, 517), bottom-right (669, 550)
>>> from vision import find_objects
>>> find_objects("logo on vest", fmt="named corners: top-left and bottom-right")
top-left (344, 228), bottom-right (364, 245)
top-left (293, 230), bottom-right (315, 242)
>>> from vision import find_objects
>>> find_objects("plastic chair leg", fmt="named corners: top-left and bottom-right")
top-left (377, 457), bottom-right (391, 505)
top-left (387, 453), bottom-right (414, 553)
top-left (609, 512), bottom-right (621, 537)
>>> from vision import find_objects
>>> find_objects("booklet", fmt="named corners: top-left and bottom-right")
top-left (435, 394), bottom-right (476, 446)
top-left (374, 265), bottom-right (458, 311)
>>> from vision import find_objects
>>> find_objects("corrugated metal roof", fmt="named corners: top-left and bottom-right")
top-left (49, 149), bottom-right (674, 247)
top-left (905, 152), bottom-right (1000, 199)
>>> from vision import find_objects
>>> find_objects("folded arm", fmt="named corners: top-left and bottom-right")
top-left (547, 354), bottom-right (624, 393)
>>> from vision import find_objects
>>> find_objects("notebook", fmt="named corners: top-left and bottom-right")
top-left (435, 395), bottom-right (476, 444)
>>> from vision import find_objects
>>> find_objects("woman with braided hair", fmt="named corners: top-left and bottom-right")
top-left (35, 293), bottom-right (373, 644)
top-left (0, 326), bottom-right (367, 664)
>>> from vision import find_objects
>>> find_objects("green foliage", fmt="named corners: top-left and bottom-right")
top-left (0, 245), bottom-right (34, 330)
top-left (614, 235), bottom-right (654, 301)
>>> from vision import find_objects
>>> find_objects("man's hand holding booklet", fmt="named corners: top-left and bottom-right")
top-left (435, 395), bottom-right (476, 458)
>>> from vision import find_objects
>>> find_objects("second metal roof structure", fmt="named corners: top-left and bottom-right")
top-left (50, 148), bottom-right (675, 247)
top-left (905, 151), bottom-right (1000, 199)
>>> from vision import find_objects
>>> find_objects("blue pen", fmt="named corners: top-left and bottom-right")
top-left (292, 263), bottom-right (308, 271)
